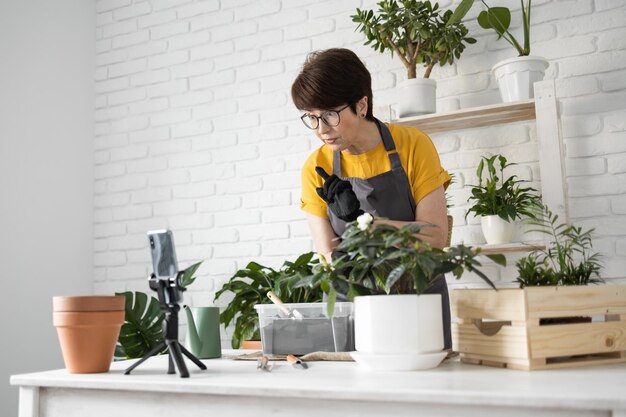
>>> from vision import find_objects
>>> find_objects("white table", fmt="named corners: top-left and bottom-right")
top-left (11, 351), bottom-right (626, 417)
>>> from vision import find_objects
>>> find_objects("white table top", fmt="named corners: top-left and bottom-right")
top-left (10, 350), bottom-right (626, 413)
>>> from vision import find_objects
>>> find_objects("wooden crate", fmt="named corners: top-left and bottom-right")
top-left (451, 285), bottom-right (626, 370)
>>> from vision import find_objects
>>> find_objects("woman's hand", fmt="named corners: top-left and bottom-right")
top-left (314, 167), bottom-right (364, 222)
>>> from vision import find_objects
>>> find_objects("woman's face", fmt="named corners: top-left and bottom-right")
top-left (303, 97), bottom-right (368, 153)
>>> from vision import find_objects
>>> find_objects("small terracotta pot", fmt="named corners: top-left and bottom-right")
top-left (53, 296), bottom-right (125, 373)
top-left (241, 340), bottom-right (262, 350)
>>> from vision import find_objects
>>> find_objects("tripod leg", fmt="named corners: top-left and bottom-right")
top-left (167, 341), bottom-right (190, 378)
top-left (124, 341), bottom-right (166, 375)
top-left (168, 353), bottom-right (175, 374)
top-left (179, 344), bottom-right (208, 370)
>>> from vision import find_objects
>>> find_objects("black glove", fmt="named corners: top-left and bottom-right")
top-left (315, 166), bottom-right (364, 222)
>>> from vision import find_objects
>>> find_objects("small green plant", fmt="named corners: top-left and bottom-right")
top-left (352, 0), bottom-right (476, 79)
top-left (115, 261), bottom-right (203, 360)
top-left (466, 154), bottom-right (541, 222)
top-left (476, 0), bottom-right (533, 56)
top-left (214, 252), bottom-right (323, 349)
top-left (296, 214), bottom-right (504, 316)
top-left (515, 205), bottom-right (603, 288)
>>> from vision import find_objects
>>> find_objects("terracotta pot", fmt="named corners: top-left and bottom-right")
top-left (241, 340), bottom-right (262, 350)
top-left (53, 296), bottom-right (125, 373)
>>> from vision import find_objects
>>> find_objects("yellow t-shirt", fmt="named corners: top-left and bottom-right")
top-left (300, 123), bottom-right (451, 219)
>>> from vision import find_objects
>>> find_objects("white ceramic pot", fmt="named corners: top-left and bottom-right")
top-left (397, 78), bottom-right (436, 118)
top-left (351, 294), bottom-right (446, 371)
top-left (481, 215), bottom-right (516, 245)
top-left (492, 56), bottom-right (549, 102)
top-left (355, 294), bottom-right (443, 354)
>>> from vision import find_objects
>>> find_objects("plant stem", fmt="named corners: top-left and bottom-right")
top-left (522, 0), bottom-right (531, 54)
top-left (480, 0), bottom-right (525, 55)
top-left (386, 35), bottom-right (414, 78)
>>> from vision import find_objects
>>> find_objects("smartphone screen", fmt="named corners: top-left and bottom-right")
top-left (147, 230), bottom-right (179, 280)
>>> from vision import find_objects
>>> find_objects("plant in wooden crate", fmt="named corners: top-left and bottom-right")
top-left (352, 0), bottom-right (475, 116)
top-left (515, 205), bottom-right (603, 287)
top-left (452, 0), bottom-right (548, 101)
top-left (297, 214), bottom-right (503, 371)
top-left (114, 262), bottom-right (202, 360)
top-left (466, 154), bottom-right (541, 245)
top-left (452, 206), bottom-right (626, 370)
top-left (213, 252), bottom-right (323, 349)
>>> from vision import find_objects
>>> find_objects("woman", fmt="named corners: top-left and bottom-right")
top-left (291, 48), bottom-right (453, 349)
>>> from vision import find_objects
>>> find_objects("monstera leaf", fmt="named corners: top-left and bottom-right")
top-left (115, 291), bottom-right (165, 360)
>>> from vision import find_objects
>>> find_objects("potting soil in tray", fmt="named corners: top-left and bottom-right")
top-left (261, 315), bottom-right (354, 355)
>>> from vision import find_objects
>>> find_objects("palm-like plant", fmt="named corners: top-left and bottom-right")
top-left (516, 205), bottom-right (603, 288)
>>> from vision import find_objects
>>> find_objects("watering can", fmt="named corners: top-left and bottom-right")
top-left (184, 306), bottom-right (222, 359)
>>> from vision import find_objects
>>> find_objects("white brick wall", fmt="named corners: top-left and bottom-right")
top-left (93, 0), bottom-right (626, 306)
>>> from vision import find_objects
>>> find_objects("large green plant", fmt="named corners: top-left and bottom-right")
top-left (352, 0), bottom-right (476, 79)
top-left (296, 214), bottom-right (504, 316)
top-left (466, 154), bottom-right (541, 222)
top-left (214, 252), bottom-right (324, 349)
top-left (115, 262), bottom-right (202, 360)
top-left (515, 205), bottom-right (603, 288)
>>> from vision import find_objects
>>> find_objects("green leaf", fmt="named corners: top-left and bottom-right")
top-left (386, 264), bottom-right (407, 290)
top-left (481, 7), bottom-right (511, 35)
top-left (115, 291), bottom-right (165, 360)
top-left (486, 253), bottom-right (507, 266)
top-left (179, 261), bottom-right (203, 288)
top-left (447, 0), bottom-right (474, 27)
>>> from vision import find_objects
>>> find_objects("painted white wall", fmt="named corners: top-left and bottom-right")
top-left (0, 0), bottom-right (95, 415)
top-left (91, 0), bottom-right (626, 317)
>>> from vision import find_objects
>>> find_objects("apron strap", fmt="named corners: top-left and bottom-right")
top-left (333, 118), bottom-right (401, 176)
top-left (331, 118), bottom-right (416, 216)
top-left (375, 120), bottom-right (417, 214)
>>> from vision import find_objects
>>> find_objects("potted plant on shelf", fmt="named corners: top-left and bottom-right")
top-left (471, 0), bottom-right (548, 102)
top-left (352, 0), bottom-right (476, 117)
top-left (466, 154), bottom-right (541, 245)
top-left (213, 252), bottom-right (323, 349)
top-left (296, 213), bottom-right (504, 371)
top-left (452, 204), bottom-right (626, 370)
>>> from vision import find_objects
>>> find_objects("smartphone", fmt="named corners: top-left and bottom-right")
top-left (147, 229), bottom-right (179, 280)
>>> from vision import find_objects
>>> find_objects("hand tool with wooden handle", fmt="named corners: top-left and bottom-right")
top-left (287, 354), bottom-right (308, 369)
top-left (266, 291), bottom-right (303, 319)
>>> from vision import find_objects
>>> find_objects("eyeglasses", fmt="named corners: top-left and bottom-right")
top-left (300, 104), bottom-right (350, 130)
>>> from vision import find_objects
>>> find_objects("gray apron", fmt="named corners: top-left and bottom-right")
top-left (327, 119), bottom-right (452, 349)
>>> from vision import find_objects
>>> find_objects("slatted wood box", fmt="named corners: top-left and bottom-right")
top-left (452, 285), bottom-right (626, 370)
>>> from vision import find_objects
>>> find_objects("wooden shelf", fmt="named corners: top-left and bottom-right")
top-left (474, 242), bottom-right (545, 255)
top-left (393, 100), bottom-right (536, 134)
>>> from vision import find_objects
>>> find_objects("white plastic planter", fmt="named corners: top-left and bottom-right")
top-left (351, 294), bottom-right (446, 371)
top-left (492, 56), bottom-right (549, 102)
top-left (397, 78), bottom-right (436, 117)
top-left (481, 215), bottom-right (516, 245)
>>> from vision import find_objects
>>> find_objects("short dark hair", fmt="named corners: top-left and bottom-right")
top-left (291, 48), bottom-right (374, 120)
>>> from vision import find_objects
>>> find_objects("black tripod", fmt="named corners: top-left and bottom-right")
top-left (124, 272), bottom-right (207, 378)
